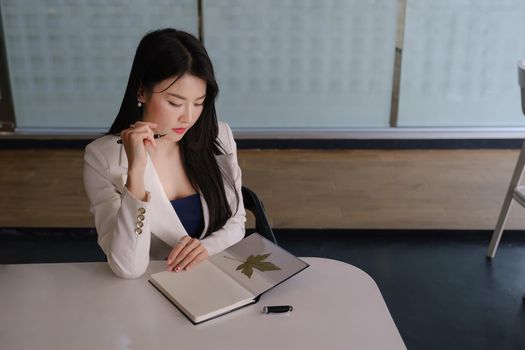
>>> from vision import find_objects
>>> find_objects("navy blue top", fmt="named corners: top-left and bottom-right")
top-left (170, 194), bottom-right (204, 238)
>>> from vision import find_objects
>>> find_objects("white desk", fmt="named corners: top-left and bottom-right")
top-left (0, 257), bottom-right (405, 350)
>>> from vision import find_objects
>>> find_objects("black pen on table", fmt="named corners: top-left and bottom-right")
top-left (116, 134), bottom-right (166, 144)
top-left (262, 305), bottom-right (293, 314)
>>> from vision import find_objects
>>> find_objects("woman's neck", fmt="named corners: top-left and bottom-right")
top-left (148, 139), bottom-right (180, 158)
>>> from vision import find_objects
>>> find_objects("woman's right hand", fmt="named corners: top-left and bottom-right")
top-left (120, 121), bottom-right (158, 201)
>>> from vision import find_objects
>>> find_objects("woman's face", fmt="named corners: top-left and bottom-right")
top-left (139, 73), bottom-right (207, 143)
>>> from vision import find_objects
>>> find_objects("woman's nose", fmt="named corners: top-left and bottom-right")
top-left (179, 113), bottom-right (189, 123)
top-left (179, 105), bottom-right (193, 123)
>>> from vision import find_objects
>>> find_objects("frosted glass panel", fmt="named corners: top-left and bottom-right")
top-left (398, 0), bottom-right (525, 127)
top-left (1, 0), bottom-right (198, 129)
top-left (203, 0), bottom-right (398, 128)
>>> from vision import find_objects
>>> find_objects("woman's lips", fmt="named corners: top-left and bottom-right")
top-left (172, 128), bottom-right (186, 134)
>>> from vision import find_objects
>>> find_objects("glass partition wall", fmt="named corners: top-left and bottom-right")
top-left (0, 0), bottom-right (198, 131)
top-left (1, 0), bottom-right (524, 135)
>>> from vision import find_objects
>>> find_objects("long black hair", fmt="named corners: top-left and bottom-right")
top-left (109, 28), bottom-right (237, 238)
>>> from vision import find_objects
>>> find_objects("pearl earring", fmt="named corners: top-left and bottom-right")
top-left (137, 100), bottom-right (142, 107)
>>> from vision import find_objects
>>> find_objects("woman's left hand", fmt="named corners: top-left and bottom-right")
top-left (166, 236), bottom-right (209, 272)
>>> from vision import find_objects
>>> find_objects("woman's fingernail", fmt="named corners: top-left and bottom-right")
top-left (175, 266), bottom-right (180, 272)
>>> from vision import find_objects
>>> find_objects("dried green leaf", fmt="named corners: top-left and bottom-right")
top-left (235, 253), bottom-right (281, 279)
top-left (241, 265), bottom-right (254, 278)
top-left (253, 253), bottom-right (272, 262)
top-left (253, 261), bottom-right (281, 272)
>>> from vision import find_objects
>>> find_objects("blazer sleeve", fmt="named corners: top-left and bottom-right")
top-left (83, 142), bottom-right (152, 279)
top-left (200, 123), bottom-right (247, 256)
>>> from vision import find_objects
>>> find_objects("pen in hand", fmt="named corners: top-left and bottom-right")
top-left (116, 134), bottom-right (166, 144)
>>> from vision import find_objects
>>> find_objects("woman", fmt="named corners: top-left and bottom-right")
top-left (83, 28), bottom-right (245, 279)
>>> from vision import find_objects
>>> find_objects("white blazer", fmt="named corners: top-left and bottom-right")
top-left (83, 122), bottom-right (246, 279)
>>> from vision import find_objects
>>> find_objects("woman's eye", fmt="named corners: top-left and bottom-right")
top-left (168, 101), bottom-right (182, 107)
top-left (195, 102), bottom-right (204, 107)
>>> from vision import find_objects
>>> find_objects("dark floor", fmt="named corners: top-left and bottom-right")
top-left (1, 228), bottom-right (525, 350)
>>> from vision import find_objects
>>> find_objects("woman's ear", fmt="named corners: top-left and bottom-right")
top-left (137, 84), bottom-right (146, 103)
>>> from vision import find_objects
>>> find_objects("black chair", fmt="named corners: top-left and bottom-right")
top-left (242, 186), bottom-right (277, 244)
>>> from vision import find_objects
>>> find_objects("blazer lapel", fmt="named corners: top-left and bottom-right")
top-left (117, 145), bottom-right (128, 192)
top-left (196, 153), bottom-right (235, 239)
top-left (119, 144), bottom-right (128, 169)
top-left (117, 145), bottom-right (188, 247)
top-left (116, 145), bottom-right (235, 247)
top-left (144, 155), bottom-right (189, 247)
top-left (199, 191), bottom-right (209, 239)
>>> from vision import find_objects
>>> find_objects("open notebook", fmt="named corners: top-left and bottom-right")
top-left (149, 233), bottom-right (309, 324)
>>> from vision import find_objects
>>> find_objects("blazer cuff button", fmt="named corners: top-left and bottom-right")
top-left (135, 228), bottom-right (143, 235)
top-left (138, 207), bottom-right (146, 215)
